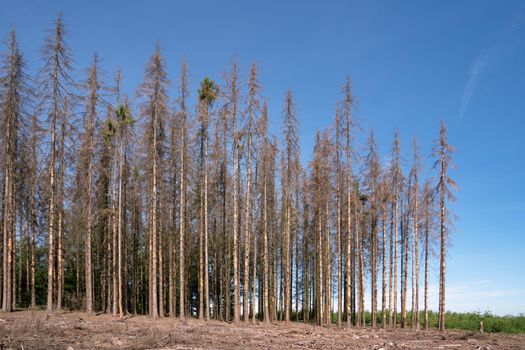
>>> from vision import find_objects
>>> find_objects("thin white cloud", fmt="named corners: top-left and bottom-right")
top-left (425, 280), bottom-right (525, 315)
top-left (458, 6), bottom-right (525, 124)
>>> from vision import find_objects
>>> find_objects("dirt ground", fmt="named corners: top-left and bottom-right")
top-left (1, 310), bottom-right (524, 350)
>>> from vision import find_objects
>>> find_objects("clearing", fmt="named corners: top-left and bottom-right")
top-left (0, 310), bottom-right (524, 349)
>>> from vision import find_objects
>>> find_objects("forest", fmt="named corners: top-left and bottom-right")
top-left (0, 15), bottom-right (460, 332)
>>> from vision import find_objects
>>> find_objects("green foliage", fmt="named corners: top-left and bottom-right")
top-left (198, 77), bottom-right (219, 106)
top-left (286, 311), bottom-right (525, 334)
top-left (324, 310), bottom-right (525, 334)
top-left (426, 310), bottom-right (525, 334)
top-left (116, 104), bottom-right (134, 126)
top-left (102, 118), bottom-right (117, 141)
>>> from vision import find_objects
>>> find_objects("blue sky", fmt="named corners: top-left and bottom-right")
top-left (2, 1), bottom-right (524, 315)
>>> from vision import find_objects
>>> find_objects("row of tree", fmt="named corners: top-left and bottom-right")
top-left (0, 16), bottom-right (456, 331)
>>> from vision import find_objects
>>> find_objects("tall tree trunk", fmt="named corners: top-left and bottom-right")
top-left (179, 62), bottom-right (188, 321)
top-left (381, 198), bottom-right (388, 328)
top-left (57, 114), bottom-right (65, 311)
top-left (357, 192), bottom-right (364, 327)
top-left (158, 203), bottom-right (164, 318)
top-left (424, 183), bottom-right (430, 331)
top-left (118, 137), bottom-right (124, 319)
top-left (252, 209), bottom-right (257, 324)
top-left (30, 171), bottom-right (36, 309)
top-left (335, 113), bottom-right (342, 327)
top-left (317, 203), bottom-right (323, 326)
top-left (438, 171), bottom-right (446, 332)
top-left (204, 128), bottom-right (210, 321)
top-left (150, 102), bottom-right (159, 319)
top-left (392, 138), bottom-right (399, 328)
top-left (324, 200), bottom-right (331, 326)
top-left (230, 63), bottom-right (241, 324)
top-left (47, 75), bottom-right (57, 313)
top-left (413, 184), bottom-right (420, 330)
top-left (112, 147), bottom-right (118, 316)
top-left (243, 114), bottom-right (253, 322)
top-left (84, 57), bottom-right (100, 316)
top-left (263, 159), bottom-right (269, 323)
top-left (344, 78), bottom-right (353, 328)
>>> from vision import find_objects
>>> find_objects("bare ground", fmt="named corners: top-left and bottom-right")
top-left (1, 310), bottom-right (524, 350)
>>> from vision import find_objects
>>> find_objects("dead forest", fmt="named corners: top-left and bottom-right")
top-left (0, 15), bottom-right (458, 332)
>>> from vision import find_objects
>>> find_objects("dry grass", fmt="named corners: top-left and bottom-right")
top-left (1, 310), bottom-right (524, 349)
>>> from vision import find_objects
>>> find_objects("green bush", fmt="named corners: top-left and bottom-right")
top-left (325, 310), bottom-right (525, 333)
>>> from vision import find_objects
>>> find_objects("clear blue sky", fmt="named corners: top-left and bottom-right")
top-left (2, 1), bottom-right (524, 315)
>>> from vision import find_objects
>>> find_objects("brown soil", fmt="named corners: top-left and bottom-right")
top-left (1, 310), bottom-right (524, 349)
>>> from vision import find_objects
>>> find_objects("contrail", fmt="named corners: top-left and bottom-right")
top-left (458, 5), bottom-right (524, 124)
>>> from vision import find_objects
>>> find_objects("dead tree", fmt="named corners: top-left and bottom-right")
top-left (178, 62), bottom-right (188, 321)
top-left (1, 30), bottom-right (28, 312)
top-left (380, 175), bottom-right (389, 328)
top-left (334, 110), bottom-right (343, 326)
top-left (340, 77), bottom-right (354, 327)
top-left (282, 90), bottom-right (299, 324)
top-left (389, 131), bottom-right (401, 328)
top-left (226, 60), bottom-right (241, 324)
top-left (422, 180), bottom-right (433, 330)
top-left (433, 122), bottom-right (456, 332)
top-left (365, 131), bottom-right (380, 327)
top-left (138, 46), bottom-right (169, 319)
top-left (243, 64), bottom-right (260, 321)
top-left (39, 15), bottom-right (74, 313)
top-left (409, 137), bottom-right (421, 329)
top-left (79, 55), bottom-right (102, 314)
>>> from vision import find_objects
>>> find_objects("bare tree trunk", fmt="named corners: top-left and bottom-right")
top-left (324, 200), bottom-right (331, 326)
top-left (317, 204), bottom-right (323, 326)
top-left (392, 181), bottom-right (398, 328)
top-left (272, 215), bottom-right (278, 322)
top-left (388, 199), bottom-right (393, 328)
top-left (118, 138), bottom-right (124, 319)
top-left (12, 208), bottom-right (16, 311)
top-left (84, 57), bottom-right (100, 316)
top-left (230, 63), bottom-right (241, 324)
top-left (357, 194), bottom-right (364, 328)
top-left (57, 115), bottom-right (65, 311)
top-left (424, 183), bottom-right (430, 330)
top-left (252, 213), bottom-right (257, 324)
top-left (344, 79), bottom-right (352, 328)
top-left (414, 184), bottom-right (420, 330)
top-left (168, 205), bottom-right (174, 317)
top-left (158, 204), bottom-right (164, 318)
top-left (282, 91), bottom-right (298, 325)
top-left (381, 196), bottom-right (388, 328)
top-left (263, 164), bottom-right (269, 323)
top-left (221, 107), bottom-right (230, 322)
top-left (2, 171), bottom-right (11, 311)
top-left (335, 113), bottom-right (342, 327)
top-left (294, 183), bottom-right (299, 322)
top-left (30, 175), bottom-right (36, 309)
top-left (401, 191), bottom-right (409, 329)
top-left (439, 180), bottom-right (446, 332)
top-left (112, 147), bottom-right (118, 317)
top-left (243, 113), bottom-right (253, 322)
top-left (204, 131), bottom-right (210, 321)
top-left (47, 81), bottom-right (56, 313)
top-left (411, 211), bottom-right (415, 329)
top-left (151, 101), bottom-right (159, 318)
top-left (302, 179), bottom-right (309, 323)
top-left (25, 206), bottom-right (30, 307)
top-left (198, 156), bottom-right (204, 319)
top-left (371, 199), bottom-right (378, 328)
top-left (179, 63), bottom-right (188, 321)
